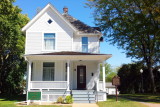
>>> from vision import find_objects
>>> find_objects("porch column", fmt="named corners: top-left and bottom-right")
top-left (97, 63), bottom-right (100, 91)
top-left (67, 60), bottom-right (70, 91)
top-left (27, 61), bottom-right (32, 91)
top-left (102, 62), bottom-right (106, 91)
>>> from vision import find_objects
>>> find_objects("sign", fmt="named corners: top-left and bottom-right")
top-left (28, 91), bottom-right (41, 100)
top-left (112, 75), bottom-right (120, 102)
top-left (112, 75), bottom-right (120, 86)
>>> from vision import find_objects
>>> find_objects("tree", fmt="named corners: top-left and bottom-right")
top-left (99, 63), bottom-right (117, 82)
top-left (86, 0), bottom-right (160, 93)
top-left (0, 0), bottom-right (29, 94)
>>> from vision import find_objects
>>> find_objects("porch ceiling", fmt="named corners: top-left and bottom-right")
top-left (24, 51), bottom-right (112, 61)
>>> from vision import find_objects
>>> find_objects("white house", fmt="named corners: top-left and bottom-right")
top-left (106, 82), bottom-right (119, 95)
top-left (22, 3), bottom-right (112, 103)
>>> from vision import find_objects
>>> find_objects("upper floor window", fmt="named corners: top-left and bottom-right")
top-left (44, 33), bottom-right (55, 50)
top-left (82, 37), bottom-right (88, 52)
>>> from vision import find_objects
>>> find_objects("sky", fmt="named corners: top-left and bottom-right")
top-left (14, 0), bottom-right (133, 67)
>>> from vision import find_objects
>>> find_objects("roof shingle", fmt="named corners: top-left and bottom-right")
top-left (62, 13), bottom-right (101, 34)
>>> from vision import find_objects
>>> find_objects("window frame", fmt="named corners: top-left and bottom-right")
top-left (82, 37), bottom-right (88, 53)
top-left (42, 33), bottom-right (56, 51)
top-left (42, 62), bottom-right (55, 81)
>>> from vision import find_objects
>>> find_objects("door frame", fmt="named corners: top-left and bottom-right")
top-left (77, 65), bottom-right (86, 90)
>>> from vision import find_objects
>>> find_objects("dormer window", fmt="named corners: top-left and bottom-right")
top-left (47, 19), bottom-right (52, 24)
top-left (82, 37), bottom-right (88, 53)
top-left (44, 33), bottom-right (55, 50)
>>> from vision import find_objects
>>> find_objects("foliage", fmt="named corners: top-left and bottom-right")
top-left (56, 96), bottom-right (64, 103)
top-left (0, 0), bottom-right (29, 95)
top-left (97, 95), bottom-right (148, 107)
top-left (118, 63), bottom-right (144, 94)
top-left (65, 96), bottom-right (73, 104)
top-left (86, 0), bottom-right (160, 93)
top-left (118, 63), bottom-right (160, 93)
top-left (99, 63), bottom-right (117, 82)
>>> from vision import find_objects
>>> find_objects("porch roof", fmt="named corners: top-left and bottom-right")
top-left (24, 51), bottom-right (112, 61)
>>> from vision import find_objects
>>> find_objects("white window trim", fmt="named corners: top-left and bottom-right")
top-left (81, 36), bottom-right (88, 53)
top-left (42, 32), bottom-right (57, 52)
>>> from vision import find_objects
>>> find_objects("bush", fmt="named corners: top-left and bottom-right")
top-left (57, 96), bottom-right (64, 103)
top-left (65, 95), bottom-right (73, 104)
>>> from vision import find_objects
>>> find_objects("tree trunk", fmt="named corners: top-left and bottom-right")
top-left (148, 64), bottom-right (156, 93)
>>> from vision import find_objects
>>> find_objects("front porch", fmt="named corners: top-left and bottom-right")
top-left (25, 52), bottom-right (111, 102)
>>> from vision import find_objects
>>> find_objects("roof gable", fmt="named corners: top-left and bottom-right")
top-left (22, 3), bottom-right (77, 32)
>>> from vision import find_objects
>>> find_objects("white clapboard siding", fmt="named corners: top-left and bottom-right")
top-left (25, 8), bottom-right (73, 54)
top-left (26, 32), bottom-right (42, 54)
top-left (73, 36), bottom-right (99, 53)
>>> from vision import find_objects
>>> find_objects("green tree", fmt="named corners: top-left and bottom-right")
top-left (0, 0), bottom-right (29, 94)
top-left (86, 0), bottom-right (160, 93)
top-left (99, 63), bottom-right (117, 82)
top-left (118, 63), bottom-right (144, 94)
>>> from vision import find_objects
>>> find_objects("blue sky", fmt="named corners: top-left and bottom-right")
top-left (14, 0), bottom-right (133, 67)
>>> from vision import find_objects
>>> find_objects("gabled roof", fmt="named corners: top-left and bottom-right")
top-left (22, 3), bottom-right (77, 32)
top-left (62, 13), bottom-right (101, 34)
top-left (22, 3), bottom-right (101, 35)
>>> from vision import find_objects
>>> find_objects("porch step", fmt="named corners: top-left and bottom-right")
top-left (72, 90), bottom-right (96, 103)
top-left (72, 90), bottom-right (94, 94)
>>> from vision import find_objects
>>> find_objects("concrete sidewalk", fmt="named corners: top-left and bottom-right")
top-left (72, 103), bottom-right (98, 107)
top-left (140, 102), bottom-right (160, 107)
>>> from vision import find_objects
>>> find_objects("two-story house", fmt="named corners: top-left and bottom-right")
top-left (22, 3), bottom-right (112, 103)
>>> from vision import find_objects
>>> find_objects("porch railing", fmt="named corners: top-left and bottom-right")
top-left (99, 81), bottom-right (103, 91)
top-left (30, 81), bottom-right (67, 89)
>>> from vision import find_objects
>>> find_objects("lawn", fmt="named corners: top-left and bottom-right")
top-left (0, 94), bottom-right (71, 107)
top-left (120, 94), bottom-right (160, 103)
top-left (97, 95), bottom-right (148, 107)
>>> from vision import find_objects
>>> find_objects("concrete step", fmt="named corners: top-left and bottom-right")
top-left (74, 100), bottom-right (96, 103)
top-left (72, 94), bottom-right (95, 98)
top-left (73, 97), bottom-right (95, 101)
top-left (72, 90), bottom-right (94, 94)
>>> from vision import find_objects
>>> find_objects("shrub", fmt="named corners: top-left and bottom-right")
top-left (57, 96), bottom-right (64, 103)
top-left (65, 95), bottom-right (73, 104)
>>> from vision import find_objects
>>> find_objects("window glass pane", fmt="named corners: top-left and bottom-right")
top-left (44, 33), bottom-right (55, 50)
top-left (44, 33), bottom-right (55, 38)
top-left (43, 62), bottom-right (54, 81)
top-left (43, 62), bottom-right (54, 67)
top-left (82, 45), bottom-right (88, 53)
top-left (80, 68), bottom-right (84, 83)
top-left (82, 37), bottom-right (88, 52)
top-left (82, 37), bottom-right (88, 44)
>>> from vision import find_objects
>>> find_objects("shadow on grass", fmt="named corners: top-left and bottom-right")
top-left (0, 94), bottom-right (26, 101)
top-left (119, 94), bottom-right (160, 103)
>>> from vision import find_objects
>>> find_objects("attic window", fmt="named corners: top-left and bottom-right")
top-left (48, 19), bottom-right (52, 24)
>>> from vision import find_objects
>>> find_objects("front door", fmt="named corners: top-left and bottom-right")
top-left (77, 66), bottom-right (86, 89)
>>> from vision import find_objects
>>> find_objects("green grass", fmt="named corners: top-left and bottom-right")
top-left (120, 94), bottom-right (160, 103)
top-left (0, 94), bottom-right (71, 107)
top-left (97, 95), bottom-right (148, 107)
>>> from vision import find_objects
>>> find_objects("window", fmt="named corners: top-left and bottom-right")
top-left (44, 33), bottom-right (55, 50)
top-left (82, 37), bottom-right (88, 52)
top-left (43, 62), bottom-right (54, 81)
top-left (47, 19), bottom-right (52, 24)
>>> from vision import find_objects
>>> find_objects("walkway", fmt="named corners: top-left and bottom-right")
top-left (72, 103), bottom-right (98, 107)
top-left (140, 102), bottom-right (160, 107)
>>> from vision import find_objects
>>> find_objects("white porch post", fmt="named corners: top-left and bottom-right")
top-left (97, 63), bottom-right (100, 91)
top-left (27, 61), bottom-right (32, 91)
top-left (102, 62), bottom-right (106, 91)
top-left (67, 60), bottom-right (70, 91)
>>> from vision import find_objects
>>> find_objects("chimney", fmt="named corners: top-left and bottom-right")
top-left (63, 6), bottom-right (68, 14)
